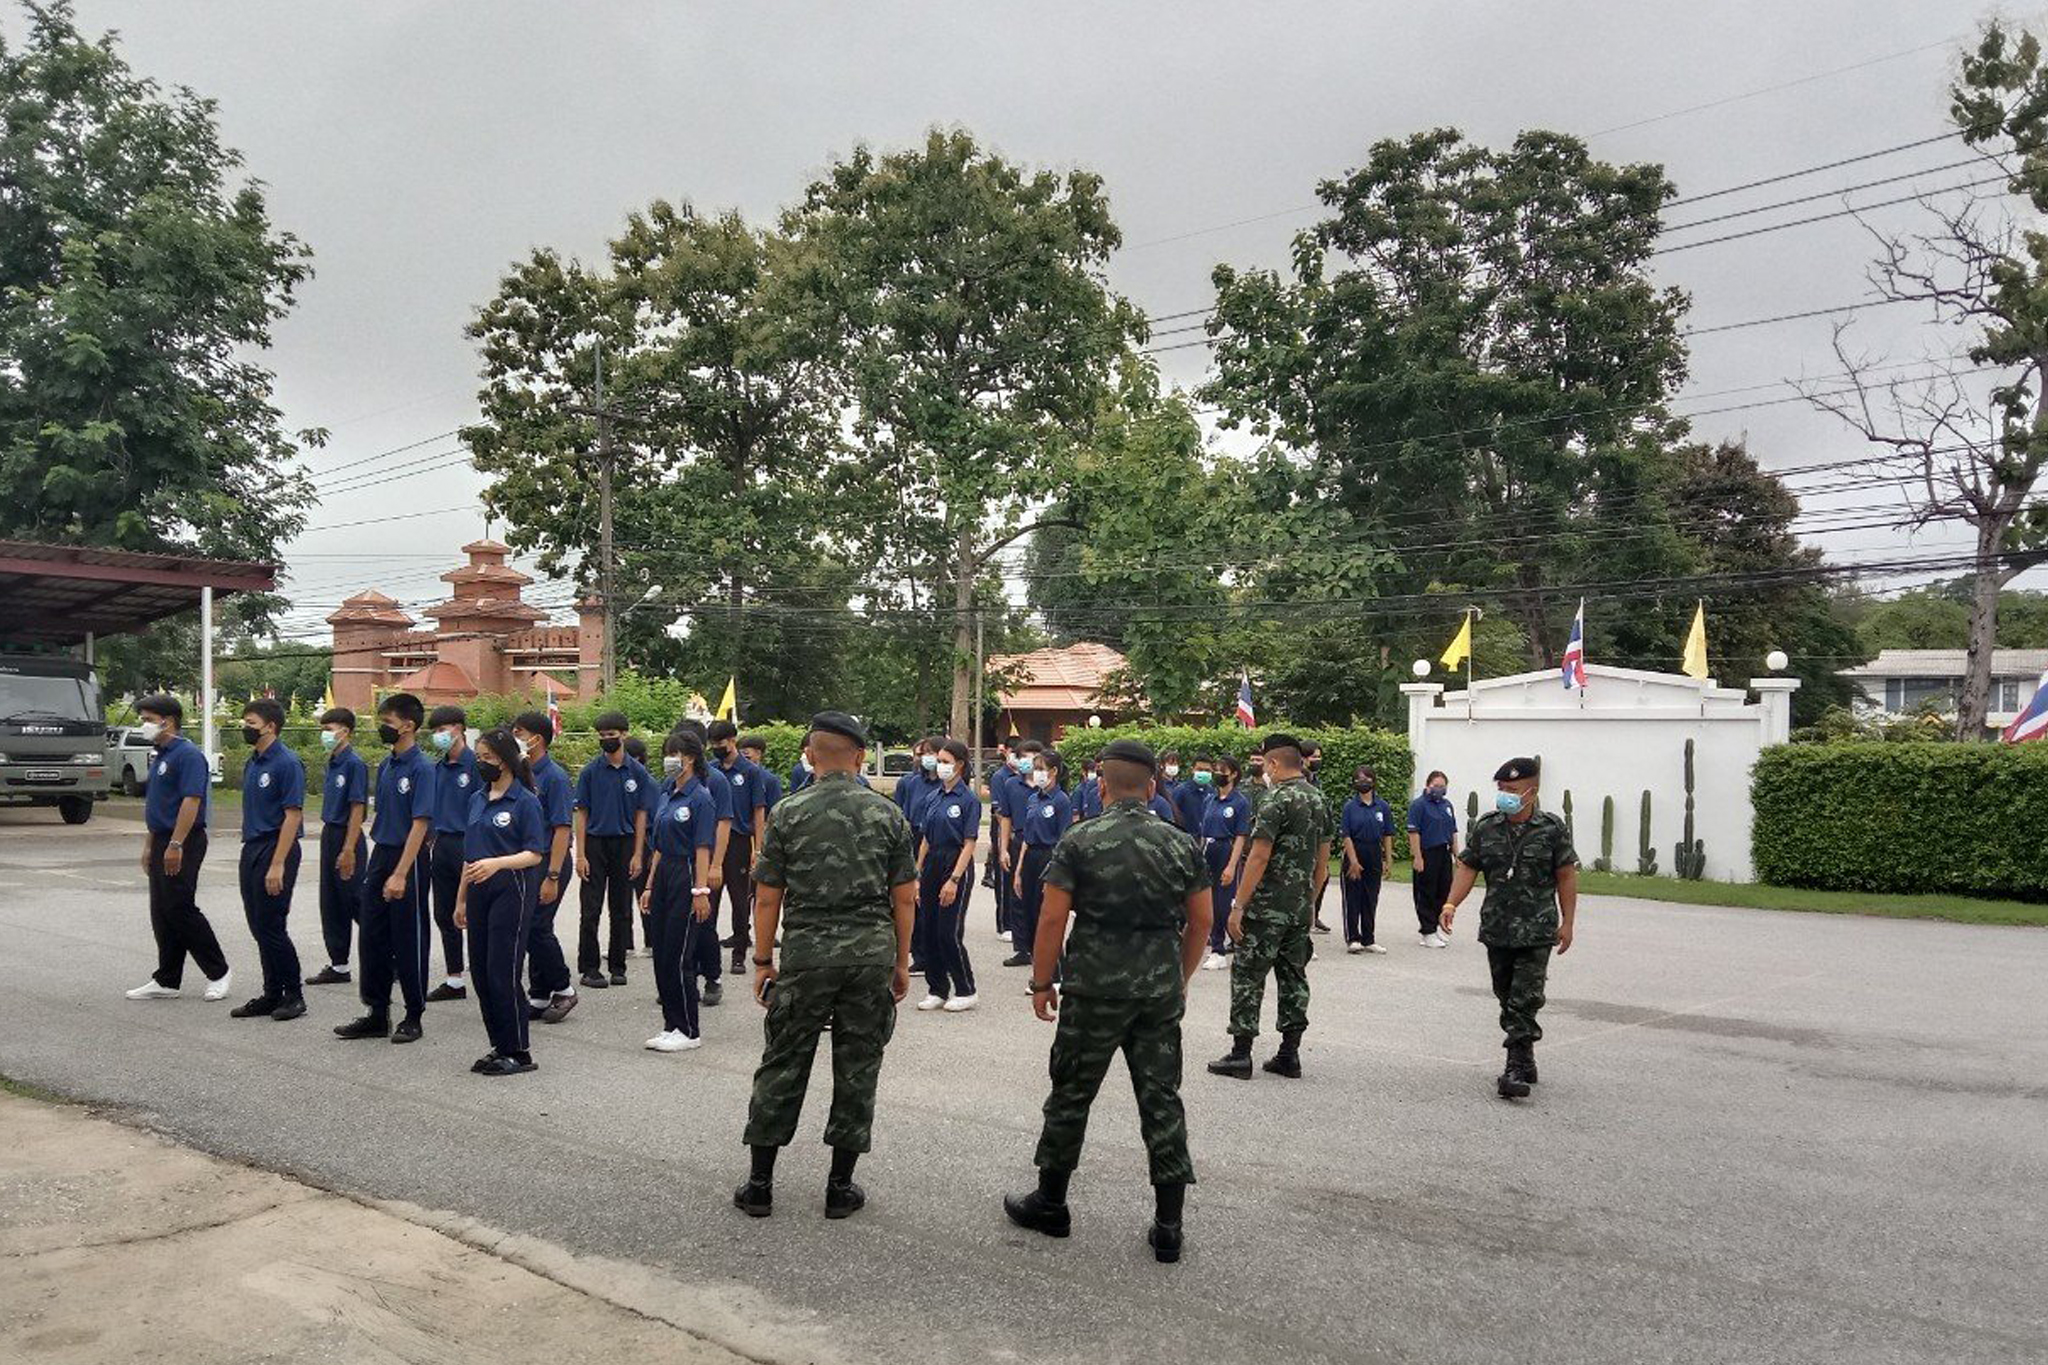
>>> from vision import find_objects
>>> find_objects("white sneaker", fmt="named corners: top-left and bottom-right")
top-left (1346, 942), bottom-right (1365, 955)
top-left (125, 980), bottom-right (179, 1000)
top-left (1429, 931), bottom-right (1450, 948)
top-left (646, 1031), bottom-right (701, 1052)
top-left (916, 995), bottom-right (947, 1012)
top-left (996, 930), bottom-right (1012, 943)
top-left (942, 993), bottom-right (979, 1012)
top-left (1200, 952), bottom-right (1226, 971)
top-left (1364, 943), bottom-right (1387, 955)
top-left (203, 968), bottom-right (233, 1001)
top-left (632, 945), bottom-right (653, 959)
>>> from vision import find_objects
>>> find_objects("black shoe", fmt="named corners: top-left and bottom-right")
top-left (721, 934), bottom-right (741, 949)
top-left (471, 1052), bottom-right (501, 1073)
top-left (734, 1178), bottom-right (773, 1218)
top-left (579, 972), bottom-right (609, 989)
top-left (1311, 919), bottom-right (1332, 935)
top-left (391, 1018), bottom-right (423, 1044)
top-left (1002, 951), bottom-right (1032, 968)
top-left (609, 971), bottom-right (627, 987)
top-left (229, 996), bottom-right (281, 1018)
top-left (478, 1054), bottom-right (536, 1076)
top-left (1497, 1054), bottom-right (1531, 1099)
top-left (730, 949), bottom-right (747, 975)
top-left (1207, 1042), bottom-right (1254, 1079)
top-left (1262, 1050), bottom-right (1302, 1079)
top-left (305, 966), bottom-right (352, 986)
top-left (1148, 1220), bottom-right (1184, 1264)
top-left (824, 1179), bottom-right (866, 1220)
top-left (425, 982), bottom-right (467, 1002)
top-left (1519, 1041), bottom-right (1540, 1085)
top-left (702, 981), bottom-right (724, 1007)
top-left (269, 997), bottom-right (307, 1021)
top-left (541, 992), bottom-right (578, 1024)
top-left (1002, 1189), bottom-right (1071, 1238)
top-left (333, 1014), bottom-right (390, 1040)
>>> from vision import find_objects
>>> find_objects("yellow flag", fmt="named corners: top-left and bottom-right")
top-left (1439, 612), bottom-right (1473, 671)
top-left (715, 676), bottom-right (737, 721)
top-left (1680, 602), bottom-right (1709, 679)
top-left (320, 680), bottom-right (335, 713)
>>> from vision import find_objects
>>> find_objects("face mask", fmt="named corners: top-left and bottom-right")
top-left (240, 725), bottom-right (262, 746)
top-left (1192, 770), bottom-right (1213, 786)
top-left (1495, 790), bottom-right (1525, 815)
top-left (1033, 769), bottom-right (1054, 789)
top-left (920, 753), bottom-right (938, 772)
top-left (662, 755), bottom-right (683, 776)
top-left (1163, 764), bottom-right (1180, 779)
top-left (600, 736), bottom-right (622, 755)
top-left (1428, 783), bottom-right (1447, 799)
top-left (320, 729), bottom-right (340, 751)
top-left (1262, 772), bottom-right (1274, 789)
top-left (799, 756), bottom-right (812, 773)
top-left (520, 736), bottom-right (541, 759)
top-left (936, 761), bottom-right (957, 782)
top-left (138, 720), bottom-right (163, 743)
top-left (1356, 784), bottom-right (1374, 796)
top-left (476, 760), bottom-right (504, 786)
top-left (377, 722), bottom-right (401, 745)
top-left (1014, 756), bottom-right (1033, 773)
top-left (430, 729), bottom-right (454, 752)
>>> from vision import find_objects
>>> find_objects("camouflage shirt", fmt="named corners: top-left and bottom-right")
top-left (1458, 809), bottom-right (1579, 948)
top-left (1041, 799), bottom-right (1207, 999)
top-left (751, 771), bottom-right (917, 970)
top-left (1242, 777), bottom-right (1329, 924)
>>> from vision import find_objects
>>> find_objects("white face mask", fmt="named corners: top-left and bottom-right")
top-left (935, 761), bottom-right (957, 782)
top-left (1033, 769), bottom-right (1053, 789)
top-left (662, 755), bottom-right (683, 776)
top-left (1163, 764), bottom-right (1180, 779)
top-left (138, 720), bottom-right (163, 743)
top-left (799, 755), bottom-right (813, 773)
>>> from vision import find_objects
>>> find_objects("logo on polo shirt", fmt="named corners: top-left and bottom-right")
top-left (335, 773), bottom-right (346, 788)
top-left (1042, 804), bottom-right (1054, 817)
top-left (625, 778), bottom-right (638, 793)
top-left (674, 806), bottom-right (691, 823)
top-left (398, 776), bottom-right (411, 794)
top-left (733, 774), bottom-right (745, 786)
top-left (492, 809), bottom-right (513, 828)
top-left (457, 772), bottom-right (470, 788)
top-left (258, 772), bottom-right (272, 789)
top-left (947, 804), bottom-right (961, 818)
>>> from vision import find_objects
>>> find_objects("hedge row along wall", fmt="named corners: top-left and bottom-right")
top-left (1752, 742), bottom-right (2048, 899)
top-left (1052, 723), bottom-right (1412, 819)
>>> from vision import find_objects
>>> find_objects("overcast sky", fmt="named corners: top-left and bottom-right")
top-left (21, 1), bottom-right (2026, 640)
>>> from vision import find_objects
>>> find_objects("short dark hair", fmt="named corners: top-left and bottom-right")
top-left (241, 697), bottom-right (286, 731)
top-left (1100, 756), bottom-right (1151, 798)
top-left (706, 719), bottom-right (738, 743)
top-left (938, 738), bottom-right (970, 765)
top-left (1214, 754), bottom-right (1240, 778)
top-left (1425, 769), bottom-right (1449, 786)
top-left (319, 706), bottom-right (356, 731)
top-left (1003, 734), bottom-right (1022, 748)
top-left (1018, 739), bottom-right (1046, 755)
top-left (136, 693), bottom-right (183, 724)
top-left (1160, 750), bottom-right (1180, 763)
top-left (674, 718), bottom-right (707, 740)
top-left (379, 692), bottom-right (425, 726)
top-left (738, 733), bottom-right (767, 753)
top-left (511, 709), bottom-right (554, 744)
top-left (623, 734), bottom-right (649, 763)
top-left (427, 704), bottom-right (467, 729)
top-left (594, 709), bottom-right (630, 732)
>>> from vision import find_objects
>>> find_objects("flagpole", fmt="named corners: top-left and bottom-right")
top-left (1465, 608), bottom-right (1474, 726)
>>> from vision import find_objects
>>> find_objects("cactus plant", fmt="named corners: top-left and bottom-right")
top-left (1636, 790), bottom-right (1658, 876)
top-left (1674, 738), bottom-right (1707, 879)
top-left (1467, 789), bottom-right (1479, 824)
top-left (1561, 789), bottom-right (1575, 844)
top-left (1594, 794), bottom-right (1615, 872)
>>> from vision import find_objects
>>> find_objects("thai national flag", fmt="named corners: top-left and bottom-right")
top-left (1561, 599), bottom-right (1587, 690)
top-left (1235, 671), bottom-right (1256, 728)
top-left (2001, 670), bottom-right (2048, 744)
top-left (546, 682), bottom-right (562, 737)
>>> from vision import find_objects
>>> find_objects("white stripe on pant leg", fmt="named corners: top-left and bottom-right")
top-left (678, 912), bottom-right (698, 1037)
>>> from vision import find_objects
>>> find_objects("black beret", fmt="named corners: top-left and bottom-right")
top-left (1260, 731), bottom-right (1305, 755)
top-left (808, 710), bottom-right (868, 749)
top-left (1493, 756), bottom-right (1540, 782)
top-left (1097, 738), bottom-right (1157, 770)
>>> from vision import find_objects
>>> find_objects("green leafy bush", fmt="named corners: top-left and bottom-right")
top-left (1052, 723), bottom-right (1410, 814)
top-left (1752, 743), bottom-right (2048, 899)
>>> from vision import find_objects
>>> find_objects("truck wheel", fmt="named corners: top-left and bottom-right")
top-left (122, 765), bottom-right (142, 797)
top-left (58, 797), bottom-right (92, 825)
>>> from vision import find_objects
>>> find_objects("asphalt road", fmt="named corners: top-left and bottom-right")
top-left (2, 806), bottom-right (2044, 1365)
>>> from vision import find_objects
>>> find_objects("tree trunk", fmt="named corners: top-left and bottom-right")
top-left (949, 525), bottom-right (976, 739)
top-left (1516, 583), bottom-right (1555, 670)
top-left (1958, 517), bottom-right (2004, 739)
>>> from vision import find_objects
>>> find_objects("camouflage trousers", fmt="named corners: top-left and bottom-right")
top-left (743, 964), bottom-right (897, 1153)
top-left (1486, 944), bottom-right (1552, 1044)
top-left (1035, 991), bottom-right (1194, 1186)
top-left (1227, 914), bottom-right (1311, 1040)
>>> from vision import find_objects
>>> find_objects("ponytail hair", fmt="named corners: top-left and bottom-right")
top-left (477, 727), bottom-right (534, 790)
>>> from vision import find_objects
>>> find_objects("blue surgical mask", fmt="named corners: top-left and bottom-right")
top-left (430, 729), bottom-right (454, 752)
top-left (319, 729), bottom-right (339, 751)
top-left (1014, 755), bottom-right (1033, 773)
top-left (1494, 790), bottom-right (1524, 815)
top-left (920, 753), bottom-right (938, 772)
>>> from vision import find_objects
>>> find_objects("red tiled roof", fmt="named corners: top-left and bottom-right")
top-left (390, 659), bottom-right (479, 694)
top-left (989, 642), bottom-right (1127, 712)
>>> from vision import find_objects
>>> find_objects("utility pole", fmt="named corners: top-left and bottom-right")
top-left (596, 344), bottom-right (617, 694)
top-left (972, 608), bottom-right (984, 768)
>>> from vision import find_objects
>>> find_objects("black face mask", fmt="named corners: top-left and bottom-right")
top-left (377, 723), bottom-right (401, 745)
top-left (599, 737), bottom-right (622, 755)
top-left (1356, 785), bottom-right (1374, 796)
top-left (241, 725), bottom-right (262, 746)
top-left (476, 760), bottom-right (504, 787)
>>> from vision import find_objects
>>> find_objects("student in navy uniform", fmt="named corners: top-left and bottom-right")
top-left (452, 727), bottom-right (547, 1076)
top-left (1341, 766), bottom-right (1397, 954)
top-left (624, 734), bottom-right (658, 958)
top-left (125, 694), bottom-right (233, 1003)
top-left (513, 711), bottom-right (578, 1023)
top-left (1197, 755), bottom-right (1253, 972)
top-left (914, 738), bottom-right (981, 1013)
top-left (672, 718), bottom-right (736, 1005)
top-left (786, 751), bottom-right (813, 795)
top-left (1303, 742), bottom-right (1335, 933)
top-left (307, 706), bottom-right (368, 987)
top-left (984, 738), bottom-right (1018, 927)
top-left (1074, 759), bottom-right (1102, 821)
top-left (996, 740), bottom-right (1045, 944)
top-left (707, 718), bottom-right (769, 975)
top-left (1172, 755), bottom-right (1214, 836)
top-left (229, 698), bottom-right (307, 1020)
top-left (1007, 750), bottom-right (1072, 971)
top-left (641, 727), bottom-right (718, 1052)
top-left (424, 704), bottom-right (479, 1003)
top-left (1406, 769), bottom-right (1459, 949)
top-left (739, 734), bottom-right (783, 814)
top-left (335, 693), bottom-right (437, 1043)
top-left (1147, 779), bottom-right (1178, 825)
top-left (1157, 752), bottom-right (1185, 822)
top-left (574, 709), bottom-right (652, 989)
top-left (895, 735), bottom-right (943, 970)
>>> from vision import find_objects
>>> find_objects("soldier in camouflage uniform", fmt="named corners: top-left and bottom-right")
top-left (1002, 738), bottom-right (1213, 1264)
top-left (1208, 733), bottom-right (1330, 1081)
top-left (735, 711), bottom-right (917, 1220)
top-left (1441, 756), bottom-right (1579, 1099)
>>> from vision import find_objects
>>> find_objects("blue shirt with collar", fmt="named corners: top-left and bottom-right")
top-left (701, 762), bottom-right (734, 822)
top-left (530, 753), bottom-right (574, 879)
top-left (989, 764), bottom-right (1019, 821)
top-left (715, 753), bottom-right (769, 835)
top-left (787, 760), bottom-right (811, 795)
top-left (1200, 787), bottom-right (1253, 841)
top-left (431, 745), bottom-right (480, 835)
top-left (1018, 786), bottom-right (1073, 847)
top-left (143, 735), bottom-right (210, 835)
top-left (757, 764), bottom-right (783, 811)
top-left (1075, 775), bottom-right (1102, 820)
top-left (1345, 793), bottom-right (1397, 869)
top-left (897, 770), bottom-right (942, 830)
top-left (653, 776), bottom-right (718, 859)
top-left (919, 782), bottom-right (981, 857)
top-left (1172, 777), bottom-right (1212, 831)
top-left (464, 780), bottom-right (547, 861)
top-left (575, 753), bottom-right (653, 838)
top-left (1148, 793), bottom-right (1178, 824)
top-left (240, 739), bottom-right (305, 840)
top-left (1406, 791), bottom-right (1459, 850)
top-left (370, 743), bottom-right (437, 847)
top-left (1000, 766), bottom-right (1042, 826)
top-left (320, 745), bottom-right (368, 827)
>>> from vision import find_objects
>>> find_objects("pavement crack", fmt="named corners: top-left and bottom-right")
top-left (4, 1194), bottom-right (311, 1257)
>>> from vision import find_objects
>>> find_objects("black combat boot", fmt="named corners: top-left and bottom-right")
top-left (1148, 1182), bottom-right (1185, 1264)
top-left (824, 1147), bottom-right (865, 1220)
top-left (1521, 1040), bottom-right (1539, 1085)
top-left (1496, 1041), bottom-right (1531, 1099)
top-left (1003, 1169), bottom-right (1072, 1238)
top-left (1261, 1031), bottom-right (1303, 1079)
top-left (734, 1145), bottom-right (775, 1217)
top-left (1206, 1036), bottom-right (1254, 1079)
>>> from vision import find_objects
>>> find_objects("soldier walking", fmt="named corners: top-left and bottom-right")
top-left (1002, 740), bottom-right (1211, 1263)
top-left (1440, 757), bottom-right (1578, 1099)
top-left (734, 711), bottom-right (917, 1221)
top-left (1207, 733), bottom-right (1329, 1080)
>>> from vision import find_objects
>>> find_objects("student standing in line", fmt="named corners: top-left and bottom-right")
top-left (1406, 769), bottom-right (1459, 949)
top-left (1197, 755), bottom-right (1252, 972)
top-left (914, 737), bottom-right (981, 1013)
top-left (624, 734), bottom-right (658, 958)
top-left (512, 711), bottom-right (578, 1023)
top-left (573, 709), bottom-right (651, 989)
top-left (708, 718), bottom-right (769, 976)
top-left (452, 727), bottom-right (546, 1077)
top-left (997, 740), bottom-right (1045, 943)
top-left (675, 718), bottom-right (736, 1007)
top-left (424, 704), bottom-right (478, 1003)
top-left (895, 734), bottom-right (943, 972)
top-left (1074, 759), bottom-right (1102, 822)
top-left (334, 692), bottom-right (437, 1044)
top-left (740, 734), bottom-right (783, 814)
top-left (125, 694), bottom-right (233, 1003)
top-left (1008, 750), bottom-right (1072, 972)
top-left (641, 728), bottom-right (717, 1053)
top-left (984, 737), bottom-right (1020, 935)
top-left (1171, 755), bottom-right (1211, 836)
top-left (306, 706), bottom-right (367, 988)
top-left (1341, 766), bottom-right (1397, 954)
top-left (229, 698), bottom-right (306, 1021)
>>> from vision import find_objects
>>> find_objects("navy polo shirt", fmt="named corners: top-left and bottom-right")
top-left (432, 747), bottom-right (480, 835)
top-left (653, 777), bottom-right (718, 859)
top-left (1172, 779), bottom-right (1210, 832)
top-left (716, 754), bottom-right (769, 835)
top-left (1406, 792), bottom-right (1459, 850)
top-left (1345, 794), bottom-right (1397, 868)
top-left (758, 765), bottom-right (783, 810)
top-left (531, 753), bottom-right (573, 871)
top-left (1149, 793), bottom-right (1178, 823)
top-left (465, 781), bottom-right (547, 860)
top-left (370, 744), bottom-right (437, 847)
top-left (1200, 788), bottom-right (1252, 841)
top-left (575, 755), bottom-right (652, 837)
top-left (1018, 787), bottom-right (1073, 847)
top-left (1075, 776), bottom-right (1102, 820)
top-left (143, 736), bottom-right (210, 835)
top-left (1001, 771), bottom-right (1041, 828)
top-left (898, 771), bottom-right (941, 831)
top-left (702, 762), bottom-right (735, 822)
top-left (240, 740), bottom-right (305, 840)
top-left (321, 746), bottom-right (368, 827)
top-left (919, 783), bottom-right (981, 856)
top-left (990, 765), bottom-right (1018, 821)
top-left (787, 761), bottom-right (811, 795)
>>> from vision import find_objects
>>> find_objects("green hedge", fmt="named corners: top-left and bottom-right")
top-left (1053, 722), bottom-right (1411, 815)
top-left (1753, 742), bottom-right (2048, 899)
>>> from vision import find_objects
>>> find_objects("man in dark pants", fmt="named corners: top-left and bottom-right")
top-left (1405, 769), bottom-right (1459, 949)
top-left (307, 706), bottom-right (368, 987)
top-left (335, 692), bottom-right (437, 1044)
top-left (425, 704), bottom-right (478, 1003)
top-left (678, 719), bottom-right (735, 1005)
top-left (125, 694), bottom-right (232, 1003)
top-left (574, 709), bottom-right (651, 988)
top-left (708, 718), bottom-right (768, 976)
top-left (229, 699), bottom-right (307, 1021)
top-left (624, 734), bottom-right (658, 958)
top-left (1340, 765), bottom-right (1397, 954)
top-left (515, 711), bottom-right (578, 1024)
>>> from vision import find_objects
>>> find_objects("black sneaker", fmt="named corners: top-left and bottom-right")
top-left (1148, 1220), bottom-right (1184, 1264)
top-left (609, 971), bottom-right (627, 987)
top-left (1002, 1189), bottom-right (1071, 1238)
top-left (734, 1178), bottom-right (773, 1218)
top-left (1206, 1047), bottom-right (1254, 1079)
top-left (269, 997), bottom-right (307, 1021)
top-left (305, 966), bottom-right (352, 986)
top-left (1262, 1051), bottom-right (1302, 1079)
top-left (425, 982), bottom-right (467, 1002)
top-left (702, 981), bottom-right (724, 1007)
top-left (729, 948), bottom-right (747, 976)
top-left (391, 1018), bottom-right (423, 1044)
top-left (824, 1179), bottom-right (866, 1220)
top-left (478, 1054), bottom-right (536, 1076)
top-left (541, 992), bottom-right (578, 1024)
top-left (333, 1014), bottom-right (390, 1040)
top-left (229, 996), bottom-right (281, 1019)
top-left (1002, 952), bottom-right (1033, 968)
top-left (579, 972), bottom-right (609, 990)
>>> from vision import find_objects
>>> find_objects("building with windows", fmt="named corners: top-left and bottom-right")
top-left (987, 642), bottom-right (1130, 743)
top-left (1838, 648), bottom-right (2048, 733)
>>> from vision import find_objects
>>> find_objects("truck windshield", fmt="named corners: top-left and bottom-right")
top-left (0, 673), bottom-right (92, 721)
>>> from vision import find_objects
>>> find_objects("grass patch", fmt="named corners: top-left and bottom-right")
top-left (0, 1074), bottom-right (69, 1104)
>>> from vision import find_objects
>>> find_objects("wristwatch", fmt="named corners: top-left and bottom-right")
top-left (1028, 978), bottom-right (1055, 993)
top-left (692, 885), bottom-right (712, 895)
top-left (167, 840), bottom-right (184, 850)
top-left (543, 871), bottom-right (559, 881)
top-left (752, 956), bottom-right (774, 967)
